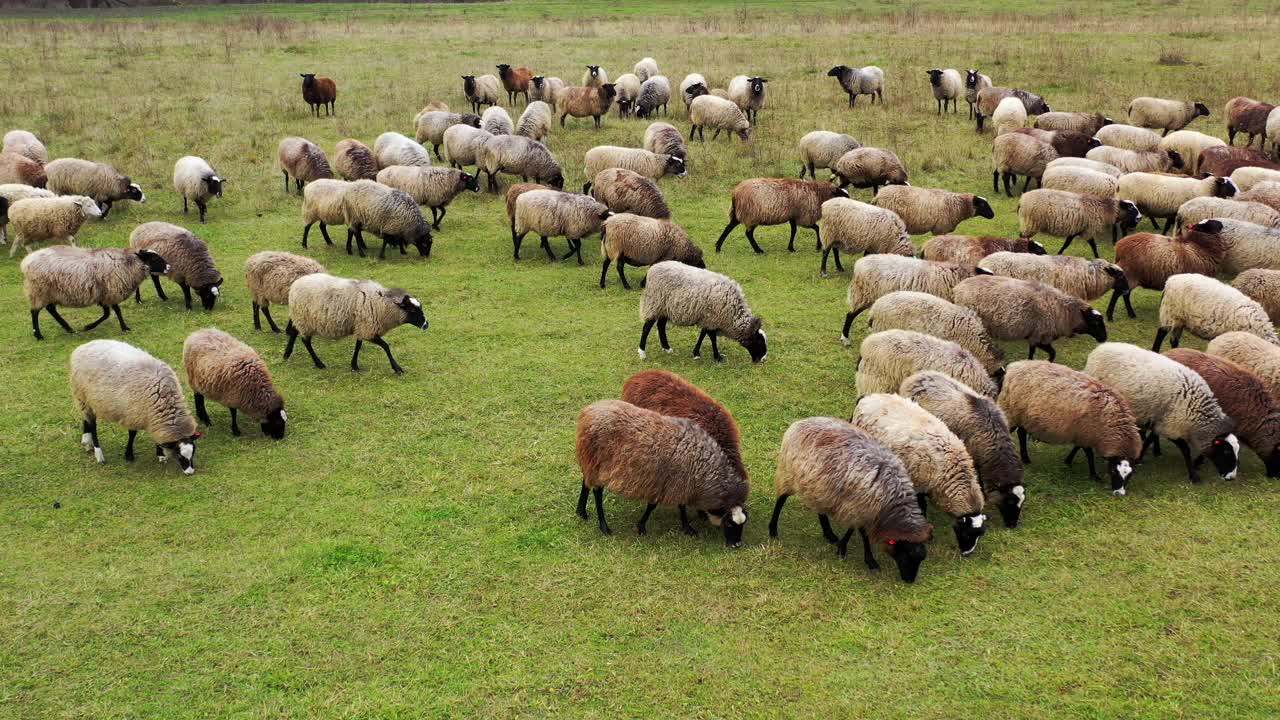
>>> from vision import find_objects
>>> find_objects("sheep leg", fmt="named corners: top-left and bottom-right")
top-left (576, 481), bottom-right (590, 519)
top-left (319, 223), bottom-right (334, 245)
top-left (744, 227), bottom-right (765, 255)
top-left (180, 283), bottom-right (193, 310)
top-left (230, 408), bottom-right (241, 437)
top-left (1149, 216), bottom-right (1160, 231)
top-left (674, 506), bottom-right (697, 536)
top-left (283, 322), bottom-right (298, 359)
top-left (636, 502), bottom-right (658, 535)
top-left (111, 302), bottom-right (130, 330)
top-left (351, 339), bottom-right (363, 371)
top-left (197, 200), bottom-right (207, 224)
top-left (45, 305), bottom-right (73, 335)
top-left (836, 528), bottom-right (855, 558)
top-left (1105, 289), bottom-right (1123, 322)
top-left (295, 179), bottom-right (304, 196)
top-left (300, 335), bottom-right (325, 369)
top-left (810, 225), bottom-right (822, 252)
top-left (1021, 175), bottom-right (1032, 193)
top-left (709, 332), bottom-right (724, 362)
top-left (542, 237), bottom-right (557, 261)
top-left (84, 304), bottom-right (111, 331)
top-left (787, 221), bottom-right (798, 252)
top-left (1123, 291), bottom-right (1136, 319)
top-left (1084, 448), bottom-right (1099, 480)
top-left (1138, 430), bottom-right (1159, 460)
top-left (378, 239), bottom-right (389, 260)
top-left (841, 310), bottom-right (861, 342)
top-left (656, 320), bottom-right (670, 353)
top-left (1064, 446), bottom-right (1080, 466)
top-left (433, 144), bottom-right (442, 161)
top-left (1228, 128), bottom-right (1237, 146)
top-left (616, 259), bottom-right (631, 290)
top-left (434, 206), bottom-right (446, 229)
top-left (1017, 427), bottom-right (1031, 464)
top-left (1056, 234), bottom-right (1076, 254)
top-left (1039, 344), bottom-right (1057, 362)
top-left (599, 258), bottom-right (611, 288)
top-left (370, 337), bottom-right (404, 375)
top-left (821, 247), bottom-right (832, 276)
top-left (1161, 216), bottom-right (1175, 234)
top-left (712, 128), bottom-right (721, 140)
top-left (194, 393), bottom-right (211, 425)
top-left (30, 309), bottom-right (42, 341)
top-left (818, 514), bottom-right (840, 544)
top-left (916, 493), bottom-right (927, 515)
top-left (993, 170), bottom-right (1000, 194)
top-left (693, 329), bottom-right (707, 359)
top-left (1086, 238), bottom-right (1100, 259)
top-left (1152, 327), bottom-right (1170, 352)
top-left (1004, 173), bottom-right (1015, 197)
top-left (302, 223), bottom-right (313, 248)
top-left (512, 231), bottom-right (526, 260)
top-left (594, 487), bottom-right (611, 535)
top-left (258, 306), bottom-right (278, 333)
top-left (572, 238), bottom-right (585, 266)
top-left (859, 528), bottom-right (880, 570)
top-left (182, 197), bottom-right (188, 214)
top-left (1170, 327), bottom-right (1183, 348)
top-left (638, 319), bottom-right (655, 358)
top-left (767, 495), bottom-right (788, 537)
top-left (1173, 438), bottom-right (1200, 483)
top-left (125, 430), bottom-right (137, 462)
top-left (1028, 344), bottom-right (1037, 360)
top-left (715, 217), bottom-right (739, 252)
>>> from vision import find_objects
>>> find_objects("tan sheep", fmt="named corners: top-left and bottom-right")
top-left (817, 197), bottom-right (912, 276)
top-left (953, 274), bottom-right (1108, 362)
top-left (798, 130), bottom-right (862, 179)
top-left (599, 214), bottom-right (703, 289)
top-left (184, 328), bottom-right (286, 439)
top-left (1127, 97), bottom-right (1210, 135)
top-left (830, 147), bottom-right (908, 193)
top-left (45, 158), bottom-right (145, 219)
top-left (688, 95), bottom-right (750, 142)
top-left (21, 245), bottom-right (169, 340)
top-left (375, 166), bottom-right (479, 229)
top-left (128, 222), bottom-right (224, 310)
top-left (921, 235), bottom-right (1045, 265)
top-left (278, 137), bottom-right (333, 195)
top-left (1095, 124), bottom-right (1163, 152)
top-left (1154, 273), bottom-right (1278, 351)
top-left (872, 185), bottom-right (995, 235)
top-left (716, 178), bottom-right (847, 254)
top-left (558, 84), bottom-right (618, 128)
top-left (865, 291), bottom-right (1005, 372)
top-left (243, 250), bottom-right (325, 333)
top-left (587, 168), bottom-right (670, 219)
top-left (1017, 188), bottom-right (1142, 257)
top-left (855, 329), bottom-right (998, 398)
top-left (300, 179), bottom-right (354, 249)
top-left (284, 272), bottom-right (429, 374)
top-left (513, 189), bottom-right (611, 265)
top-left (1231, 269), bottom-right (1280, 323)
top-left (1041, 165), bottom-right (1119, 198)
top-left (7, 195), bottom-right (101, 256)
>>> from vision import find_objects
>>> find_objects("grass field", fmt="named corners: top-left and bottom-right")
top-left (2, 2), bottom-right (1280, 717)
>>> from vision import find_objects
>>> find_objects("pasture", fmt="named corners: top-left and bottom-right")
top-left (2, 1), bottom-right (1280, 717)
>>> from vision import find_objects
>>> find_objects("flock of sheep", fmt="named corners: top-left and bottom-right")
top-left (4, 53), bottom-right (1280, 584)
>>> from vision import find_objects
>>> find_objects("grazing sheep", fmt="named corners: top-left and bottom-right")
top-left (1203, 218), bottom-right (1280, 273)
top-left (926, 68), bottom-right (963, 114)
top-left (588, 168), bottom-right (670, 219)
top-left (953, 274), bottom-right (1107, 362)
top-left (993, 96), bottom-right (1027, 136)
top-left (558, 84), bottom-right (618, 128)
top-left (1231, 166), bottom-right (1280, 192)
top-left (69, 339), bottom-right (199, 473)
top-left (414, 111), bottom-right (482, 161)
top-left (770, 417), bottom-right (931, 582)
top-left (582, 65), bottom-right (609, 88)
top-left (975, 87), bottom-right (1051, 131)
top-left (1209, 331), bottom-right (1280, 402)
top-left (613, 74), bottom-right (641, 117)
top-left (638, 261), bottom-right (767, 363)
top-left (865, 291), bottom-right (1005, 372)
top-left (496, 63), bottom-right (534, 105)
top-left (855, 329), bottom-right (998, 398)
top-left (284, 273), bottom-right (428, 374)
top-left (828, 65), bottom-right (885, 107)
top-left (1231, 268), bottom-right (1280, 323)
top-left (21, 245), bottom-right (168, 340)
top-left (278, 137), bottom-right (333, 195)
top-left (621, 369), bottom-right (745, 486)
top-left (583, 146), bottom-right (685, 187)
top-left (477, 135), bottom-right (564, 193)
top-left (1086, 145), bottom-right (1183, 174)
top-left (516, 101), bottom-right (553, 142)
top-left (374, 132), bottom-right (432, 169)
top-left (1226, 96), bottom-right (1275, 148)
top-left (462, 74), bottom-right (501, 113)
top-left (600, 214), bottom-right (703, 289)
top-left (1016, 188), bottom-right (1141, 257)
top-left (503, 183), bottom-right (554, 253)
top-left (964, 69), bottom-right (992, 119)
top-left (1096, 124), bottom-right (1163, 152)
top-left (513, 189), bottom-right (610, 265)
top-left (1153, 273), bottom-right (1278, 351)
top-left (1041, 165), bottom-right (1119, 198)
top-left (6, 195), bottom-right (101, 257)
top-left (481, 106), bottom-right (514, 136)
top-left (1012, 128), bottom-right (1100, 158)
top-left (1119, 173), bottom-right (1238, 233)
top-left (300, 73), bottom-right (336, 116)
top-left (992, 131), bottom-right (1056, 196)
top-left (0, 183), bottom-right (53, 245)
top-left (817, 197), bottom-right (912, 276)
top-left (921, 235), bottom-right (1045, 266)
top-left (1160, 130), bottom-right (1225, 175)
top-left (727, 75), bottom-right (767, 124)
top-left (633, 57), bottom-right (660, 83)
top-left (1238, 181), bottom-right (1280, 213)
top-left (341, 180), bottom-right (433, 259)
top-left (128, 222), bottom-right (223, 310)
top-left (1197, 145), bottom-right (1280, 177)
top-left (300, 178), bottom-right (353, 249)
top-left (243, 250), bottom-right (325, 333)
top-left (1165, 348), bottom-right (1280, 477)
top-left (679, 73), bottom-right (710, 109)
top-left (1034, 111), bottom-right (1112, 136)
top-left (1176, 197), bottom-right (1280, 229)
top-left (184, 328), bottom-right (286, 439)
top-left (635, 76), bottom-right (672, 119)
top-left (1046, 156), bottom-right (1123, 178)
top-left (643, 122), bottom-right (687, 161)
top-left (1127, 97), bottom-right (1210, 135)
top-left (530, 76), bottom-right (566, 108)
top-left (978, 252), bottom-right (1127, 310)
top-left (830, 147), bottom-right (908, 193)
top-left (0, 151), bottom-right (47, 187)
top-left (374, 166), bottom-right (478, 229)
top-left (997, 360), bottom-right (1140, 493)
top-left (1084, 343), bottom-right (1238, 483)
top-left (3, 130), bottom-right (47, 165)
top-left (442, 125), bottom-right (492, 171)
top-left (1112, 220), bottom-right (1227, 319)
top-left (45, 158), bottom-right (144, 219)
top-left (715, 178), bottom-right (847, 254)
top-left (872, 185), bottom-right (995, 235)
top-left (172, 156), bottom-right (223, 223)
top-left (688, 95), bottom-right (751, 141)
top-left (798, 130), bottom-right (862, 179)
top-left (333, 139), bottom-right (379, 181)
top-left (842, 255), bottom-right (990, 336)
top-left (575, 399), bottom-right (748, 545)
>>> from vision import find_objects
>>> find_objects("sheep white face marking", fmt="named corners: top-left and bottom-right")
top-left (970, 514), bottom-right (986, 529)
top-left (210, 176), bottom-right (222, 184)
top-left (130, 184), bottom-right (146, 203)
top-left (730, 507), bottom-right (746, 525)
top-left (93, 447), bottom-right (105, 464)
top-left (210, 286), bottom-right (220, 297)
top-left (1089, 309), bottom-right (1102, 318)
top-left (179, 443), bottom-right (194, 461)
top-left (280, 410), bottom-right (288, 422)
top-left (409, 298), bottom-right (421, 308)
top-left (1226, 434), bottom-right (1240, 457)
top-left (1117, 459), bottom-right (1133, 479)
top-left (1012, 485), bottom-right (1026, 507)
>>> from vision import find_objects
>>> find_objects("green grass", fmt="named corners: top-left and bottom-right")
top-left (2, 2), bottom-right (1280, 717)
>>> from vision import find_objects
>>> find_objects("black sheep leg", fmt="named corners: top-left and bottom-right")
top-left (283, 322), bottom-right (298, 359)
top-left (147, 278), bottom-right (165, 303)
top-left (1083, 447), bottom-right (1098, 480)
top-left (351, 340), bottom-right (363, 371)
top-left (709, 332), bottom-right (723, 362)
top-left (916, 493), bottom-right (928, 515)
top-left (656, 319), bottom-right (670, 352)
top-left (818, 514), bottom-right (840, 544)
top-left (832, 246), bottom-right (844, 272)
top-left (1173, 438), bottom-right (1199, 482)
top-left (84, 304), bottom-right (110, 331)
top-left (1152, 327), bottom-right (1169, 352)
top-left (1056, 234), bottom-right (1078, 254)
top-left (599, 258), bottom-right (611, 288)
top-left (541, 237), bottom-right (556, 262)
top-left (45, 305), bottom-right (73, 335)
top-left (859, 528), bottom-right (880, 571)
top-left (638, 319), bottom-right (655, 356)
top-left (636, 503), bottom-right (658, 534)
top-left (715, 218), bottom-right (739, 252)
top-left (181, 284), bottom-right (193, 310)
top-left (787, 220), bottom-right (798, 252)
top-left (300, 336), bottom-right (325, 369)
top-left (616, 259), bottom-right (630, 289)
top-left (1017, 426), bottom-right (1031, 464)
top-left (512, 231), bottom-right (526, 260)
top-left (693, 329), bottom-right (707, 358)
top-left (842, 311), bottom-right (859, 340)
top-left (836, 528), bottom-right (855, 558)
top-left (768, 495), bottom-right (788, 537)
top-left (678, 505), bottom-right (697, 536)
top-left (594, 487), bottom-right (611, 535)
top-left (745, 227), bottom-right (765, 254)
top-left (230, 408), bottom-right (240, 436)
top-left (576, 481), bottom-right (590, 519)
top-left (370, 337), bottom-right (403, 374)
top-left (319, 223), bottom-right (333, 245)
top-left (30, 309), bottom-right (42, 340)
top-left (125, 430), bottom-right (137, 462)
top-left (260, 305), bottom-right (281, 333)
top-left (194, 393), bottom-right (211, 425)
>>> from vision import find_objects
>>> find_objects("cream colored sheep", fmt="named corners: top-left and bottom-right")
top-left (243, 250), bottom-right (325, 333)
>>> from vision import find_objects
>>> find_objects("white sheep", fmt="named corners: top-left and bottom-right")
top-left (442, 125), bottom-right (492, 171)
top-left (1017, 188), bottom-right (1141, 257)
top-left (0, 183), bottom-right (54, 245)
top-left (21, 245), bottom-right (169, 340)
top-left (842, 254), bottom-right (988, 337)
top-left (300, 178), bottom-right (353, 249)
top-left (1045, 156), bottom-right (1123, 178)
top-left (855, 329), bottom-right (998, 398)
top-left (284, 273), bottom-right (429, 374)
top-left (6, 195), bottom-right (101, 256)
top-left (865, 291), bottom-right (1005, 372)
top-left (583, 146), bottom-right (685, 184)
top-left (926, 68), bottom-right (963, 114)
top-left (1086, 145), bottom-right (1183, 174)
top-left (375, 166), bottom-right (479, 229)
top-left (638, 261), bottom-right (767, 363)
top-left (1118, 172), bottom-right (1237, 234)
top-left (462, 74), bottom-right (501, 113)
top-left (1176, 197), bottom-right (1280, 229)
top-left (45, 158), bottom-right (145, 219)
top-left (817, 197), bottom-right (912, 276)
top-left (727, 75), bottom-right (767, 124)
top-left (798, 130), bottom-right (862, 179)
top-left (1095, 124), bottom-right (1163, 152)
top-left (481, 106), bottom-right (514, 136)
top-left (1160, 130), bottom-right (1225, 176)
top-left (512, 189), bottom-right (611, 265)
top-left (1041, 165), bottom-right (1119, 198)
top-left (992, 96), bottom-right (1027, 136)
top-left (688, 95), bottom-right (750, 141)
top-left (1231, 166), bottom-right (1280, 192)
top-left (516, 101), bottom-right (553, 142)
top-left (243, 250), bottom-right (325, 333)
top-left (341, 179), bottom-right (433, 259)
top-left (172, 156), bottom-right (223, 223)
top-left (1126, 97), bottom-right (1211, 135)
top-left (374, 132), bottom-right (431, 169)
top-left (633, 57), bottom-right (659, 82)
top-left (1154, 273), bottom-right (1278, 351)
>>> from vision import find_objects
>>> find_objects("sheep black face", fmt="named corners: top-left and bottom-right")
top-left (159, 434), bottom-right (198, 475)
top-left (1087, 137), bottom-right (1103, 150)
top-left (990, 367), bottom-right (1006, 393)
top-left (300, 73), bottom-right (315, 88)
top-left (204, 174), bottom-right (224, 198)
top-left (885, 539), bottom-right (927, 583)
top-left (736, 127), bottom-right (753, 141)
top-left (601, 83), bottom-right (617, 100)
top-left (0, 197), bottom-right (8, 223)
top-left (1101, 116), bottom-right (1115, 127)
top-left (974, 267), bottom-right (994, 276)
top-left (926, 69), bottom-right (944, 87)
top-left (1203, 434), bottom-right (1240, 480)
top-left (134, 250), bottom-right (169, 276)
top-left (953, 513), bottom-right (986, 555)
top-left (586, 65), bottom-right (600, 78)
top-left (461, 113), bottom-right (482, 128)
top-left (398, 294), bottom-right (429, 330)
top-left (124, 181), bottom-right (145, 203)
top-left (197, 279), bottom-right (223, 311)
top-left (665, 156), bottom-right (687, 177)
top-left (461, 173), bottom-right (480, 193)
top-left (548, 172), bottom-right (565, 190)
top-left (412, 231), bottom-right (433, 257)
top-left (1104, 265), bottom-right (1129, 293)
top-left (973, 195), bottom-right (995, 219)
top-left (261, 407), bottom-right (287, 440)
top-left (1194, 102), bottom-right (1211, 118)
top-left (996, 485), bottom-right (1025, 528)
top-left (1215, 177), bottom-right (1239, 198)
top-left (531, 76), bottom-right (544, 88)
top-left (965, 69), bottom-right (980, 88)
top-left (706, 506), bottom-right (747, 548)
top-left (462, 75), bottom-right (476, 96)
top-left (1028, 241), bottom-right (1046, 255)
top-left (1167, 150), bottom-right (1185, 170)
top-left (740, 327), bottom-right (767, 363)
top-left (1080, 308), bottom-right (1107, 343)
top-left (827, 65), bottom-right (849, 78)
top-left (748, 77), bottom-right (767, 96)
top-left (496, 63), bottom-right (511, 79)
top-left (832, 187), bottom-right (850, 199)
top-left (1118, 200), bottom-right (1142, 231)
top-left (686, 83), bottom-right (709, 100)
top-left (1191, 219), bottom-right (1223, 235)
top-left (1108, 457), bottom-right (1134, 495)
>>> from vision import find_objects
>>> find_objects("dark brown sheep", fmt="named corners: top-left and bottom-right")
top-left (300, 73), bottom-right (336, 117)
top-left (1225, 96), bottom-right (1275, 149)
top-left (1165, 348), bottom-right (1280, 476)
top-left (1198, 145), bottom-right (1280, 177)
top-left (1111, 220), bottom-right (1226, 319)
top-left (622, 369), bottom-right (747, 488)
top-left (716, 178), bottom-right (848, 254)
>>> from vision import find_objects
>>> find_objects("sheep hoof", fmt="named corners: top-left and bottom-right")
top-left (637, 348), bottom-right (647, 360)
top-left (93, 448), bottom-right (106, 464)
top-left (692, 353), bottom-right (702, 360)
top-left (663, 348), bottom-right (672, 354)
top-left (840, 335), bottom-right (850, 346)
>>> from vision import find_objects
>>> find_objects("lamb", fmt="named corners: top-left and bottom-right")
top-left (679, 73), bottom-right (710, 109)
top-left (461, 74), bottom-right (501, 113)
top-left (1175, 197), bottom-right (1280, 229)
top-left (855, 329), bottom-right (999, 398)
top-left (516, 101), bottom-right (553, 142)
top-left (300, 73), bottom-right (336, 116)
top-left (512, 189), bottom-right (610, 265)
top-left (243, 250), bottom-right (325, 333)
top-left (1112, 221), bottom-right (1227, 320)
top-left (850, 394), bottom-right (987, 556)
top-left (183, 328), bottom-right (286, 439)
top-left (921, 235), bottom-right (1045, 266)
top-left (21, 245), bottom-right (168, 340)
top-left (5, 195), bottom-right (100, 256)
top-left (600, 214), bottom-right (703, 289)
top-left (1084, 342), bottom-right (1239, 483)
top-left (992, 131), bottom-right (1055, 196)
top-left (1034, 111), bottom-right (1112, 136)
top-left (1239, 181), bottom-right (1280, 213)
top-left (277, 137), bottom-right (333, 195)
top-left (727, 75), bottom-right (767, 124)
top-left (621, 369), bottom-right (745, 489)
top-left (1085, 146), bottom-right (1184, 174)
top-left (478, 135), bottom-right (564, 193)
top-left (558, 84), bottom-right (617, 128)
top-left (495, 63), bottom-right (534, 105)
top-left (69, 339), bottom-right (199, 473)
top-left (1197, 145), bottom-right (1280, 177)
top-left (45, 158), bottom-right (145, 219)
top-left (375, 166), bottom-right (479, 229)
top-left (830, 147), bottom-right (908, 193)
top-left (129, 222), bottom-right (223, 310)
top-left (3, 130), bottom-right (47, 165)
top-left (798, 130), bottom-right (862, 179)
top-left (978, 252), bottom-right (1127, 309)
top-left (1226, 96), bottom-right (1275, 148)
top-left (715, 178), bottom-right (847, 254)
top-left (1152, 273), bottom-right (1278, 352)
top-left (633, 57), bottom-right (659, 83)
top-left (374, 131), bottom-right (432, 169)
top-left (587, 168), bottom-right (670, 219)
top-left (635, 76), bottom-right (672, 119)
top-left (964, 69), bottom-right (992, 119)
top-left (770, 416), bottom-right (931, 582)
top-left (1127, 97), bottom-right (1210, 135)
top-left (172, 156), bottom-right (223, 223)
top-left (688, 95), bottom-right (751, 141)
top-left (0, 151), bottom-right (47, 187)
top-left (1118, 173), bottom-right (1238, 233)
top-left (643, 122), bottom-right (687, 161)
top-left (582, 65), bottom-right (609, 88)
top-left (1045, 156), bottom-right (1123, 178)
top-left (300, 179), bottom-right (353, 249)
top-left (926, 68), bottom-right (963, 114)
top-left (0, 183), bottom-right (53, 245)
top-left (1231, 166), bottom-right (1280, 192)
top-left (333, 139), bottom-right (379, 181)
top-left (530, 76), bottom-right (566, 108)
top-left (481, 106), bottom-right (514, 136)
top-left (992, 96), bottom-right (1027, 136)
top-left (414, 111), bottom-right (482, 160)
top-left (575, 399), bottom-right (748, 545)
top-left (613, 74), bottom-right (641, 117)
top-left (638, 261), bottom-right (767, 363)
top-left (817, 197), bottom-right (912, 276)
top-left (1165, 348), bottom-right (1280, 477)
top-left (284, 273), bottom-right (429, 374)
top-left (1231, 268), bottom-right (1280, 323)
top-left (842, 255), bottom-right (990, 337)
top-left (341, 180), bottom-right (433, 259)
top-left (1041, 165), bottom-right (1119, 198)
top-left (953, 274), bottom-right (1108, 362)
top-left (1095, 124), bottom-right (1163, 152)
top-left (582, 146), bottom-right (685, 187)
top-left (871, 185), bottom-right (995, 235)
top-left (997, 359), bottom-right (1141, 494)
top-left (827, 65), bottom-right (884, 108)
top-left (864, 292), bottom-right (1005, 373)
top-left (1209, 331), bottom-right (1280, 401)
top-left (442, 125), bottom-right (492, 171)
top-left (1160, 130), bottom-right (1225, 175)
top-left (900, 371), bottom-right (1025, 527)
top-left (1016, 188), bottom-right (1142, 257)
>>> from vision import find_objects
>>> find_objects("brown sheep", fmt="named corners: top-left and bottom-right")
top-left (1197, 145), bottom-right (1280, 177)
top-left (1112, 220), bottom-right (1226, 319)
top-left (1165, 348), bottom-right (1280, 477)
top-left (496, 64), bottom-right (534, 105)
top-left (715, 178), bottom-right (848, 254)
top-left (1226, 97), bottom-right (1275, 149)
top-left (621, 369), bottom-right (747, 487)
top-left (300, 73), bottom-right (336, 116)
top-left (558, 85), bottom-right (618, 129)
top-left (0, 151), bottom-right (47, 188)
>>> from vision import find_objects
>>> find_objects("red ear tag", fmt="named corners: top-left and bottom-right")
top-left (193, 431), bottom-right (202, 438)
top-left (887, 539), bottom-right (896, 545)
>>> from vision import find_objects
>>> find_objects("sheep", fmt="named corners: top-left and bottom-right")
top-left (1226, 96), bottom-right (1275, 148)
top-left (21, 245), bottom-right (168, 340)
top-left (530, 76), bottom-right (566, 108)
top-left (643, 122), bottom-right (687, 161)
top-left (1045, 156), bottom-right (1123, 178)
top-left (375, 166), bottom-right (479, 229)
top-left (855, 329), bottom-right (999, 398)
top-left (978, 252), bottom-right (1127, 312)
top-left (993, 96), bottom-right (1027, 136)
top-left (1153, 273), bottom-right (1278, 352)
top-left (611, 73), bottom-right (640, 116)
top-left (1012, 128), bottom-right (1100, 158)
top-left (900, 371), bottom-right (1025, 527)
top-left (512, 189), bottom-right (610, 265)
top-left (1118, 173), bottom-right (1238, 233)
top-left (495, 63), bottom-right (534, 105)
top-left (679, 73), bottom-right (710, 109)
top-left (69, 339), bottom-right (199, 473)
top-left (333, 139), bottom-right (379, 181)
top-left (635, 75), bottom-right (672, 119)
top-left (688, 95), bottom-right (751, 141)
top-left (638, 261), bottom-right (767, 363)
top-left (600, 214), bottom-right (703, 289)
top-left (842, 255), bottom-right (990, 336)
top-left (1127, 97), bottom-right (1210, 135)
top-left (183, 328), bottom-right (286, 439)
top-left (964, 69), bottom-right (992, 119)
top-left (503, 182), bottom-right (554, 254)
top-left (770, 417), bottom-right (931, 582)
top-left (128, 222), bottom-right (223, 310)
top-left (414, 111), bottom-right (481, 161)
top-left (817, 197), bottom-right (912, 276)
top-left (478, 135), bottom-right (565, 193)
top-left (374, 131), bottom-right (432, 170)
top-left (953, 274), bottom-right (1107, 362)
top-left (461, 74), bottom-right (501, 113)
top-left (1165, 348), bottom-right (1280, 477)
top-left (582, 65), bottom-right (609, 88)
top-left (1084, 342), bottom-right (1239, 483)
top-left (992, 131), bottom-right (1055, 196)
top-left (1085, 146), bottom-right (1184, 174)
top-left (871, 185), bottom-right (995, 235)
top-left (1231, 269), bottom-right (1280, 323)
top-left (299, 178), bottom-right (353, 249)
top-left (0, 151), bottom-right (47, 187)
top-left (587, 168), bottom-right (670, 219)
top-left (0, 183), bottom-right (53, 245)
top-left (1095, 124), bottom-right (1163, 152)
top-left (828, 65), bottom-right (884, 108)
top-left (620, 369), bottom-right (744, 486)
top-left (864, 291), bottom-right (1005, 373)
top-left (1238, 181), bottom-right (1280, 213)
top-left (1269, 107), bottom-right (1280, 159)
top-left (45, 158), bottom-right (144, 219)
top-left (1176, 197), bottom-right (1280, 229)
top-left (926, 68), bottom-right (963, 114)
top-left (1016, 188), bottom-right (1141, 257)
top-left (1231, 166), bottom-right (1280, 192)
top-left (582, 146), bottom-right (685, 188)
top-left (277, 137), bottom-right (333, 195)
top-left (1203, 218), bottom-right (1280, 274)
top-left (442, 125), bottom-right (492, 171)
top-left (997, 360), bottom-right (1141, 494)
top-left (1196, 145), bottom-right (1280, 177)
top-left (481, 106), bottom-right (514, 136)
top-left (633, 57), bottom-right (659, 83)
top-left (975, 87), bottom-right (1050, 131)
top-left (715, 178), bottom-right (846, 254)
top-left (299, 73), bottom-right (336, 116)
top-left (1041, 165), bottom-right (1119, 198)
top-left (284, 273), bottom-right (427, 374)
top-left (1112, 220), bottom-right (1228, 320)
top-left (341, 180), bottom-right (433, 259)
top-left (516, 101), bottom-right (553, 142)
top-left (172, 156), bottom-right (223, 224)
top-left (1209, 331), bottom-right (1280, 401)
top-left (921, 234), bottom-right (1045, 266)
top-left (575, 399), bottom-right (748, 545)
top-left (1034, 111), bottom-right (1112, 136)
top-left (830, 147), bottom-right (908, 193)
top-left (1160, 130), bottom-right (1225, 175)
top-left (6, 195), bottom-right (101, 257)
top-left (850, 394), bottom-right (987, 555)
top-left (244, 250), bottom-right (325, 333)
top-left (3, 130), bottom-right (46, 165)
top-left (798, 130), bottom-right (862, 179)
top-left (558, 84), bottom-right (617, 128)
top-left (727, 75), bottom-right (767, 124)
